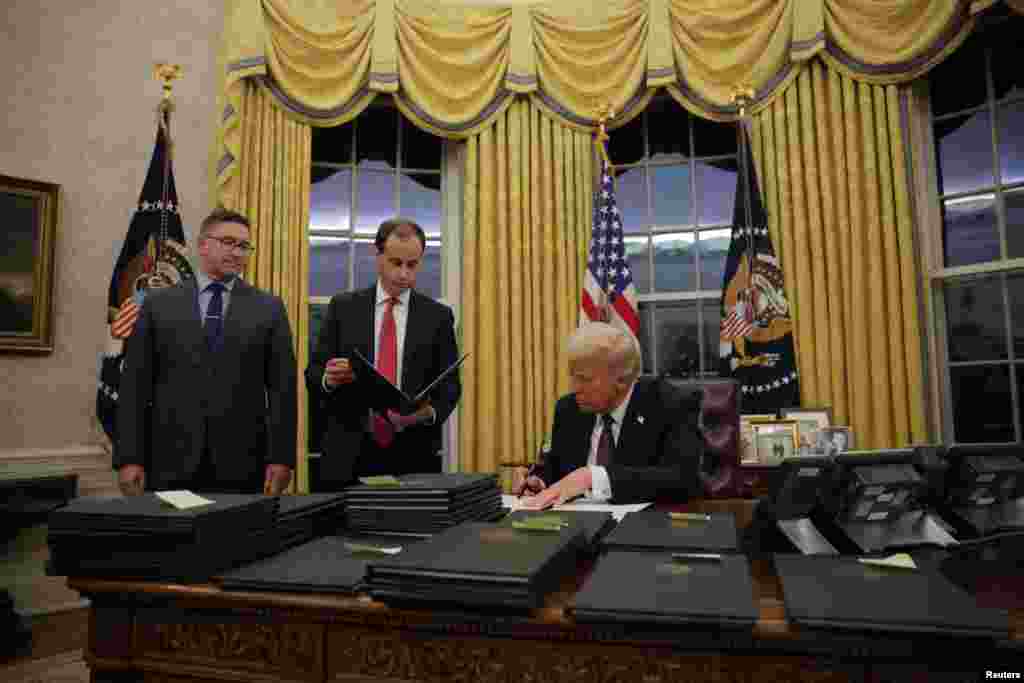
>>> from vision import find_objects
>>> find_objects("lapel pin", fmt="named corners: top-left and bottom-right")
top-left (637, 415), bottom-right (645, 424)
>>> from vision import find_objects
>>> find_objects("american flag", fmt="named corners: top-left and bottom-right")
top-left (580, 158), bottom-right (640, 344)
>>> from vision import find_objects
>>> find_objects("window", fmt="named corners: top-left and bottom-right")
top-left (929, 15), bottom-right (1024, 444)
top-left (307, 104), bottom-right (447, 453)
top-left (609, 95), bottom-right (738, 377)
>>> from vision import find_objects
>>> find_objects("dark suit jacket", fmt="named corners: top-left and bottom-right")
top-left (541, 376), bottom-right (703, 504)
top-left (115, 279), bottom-right (297, 490)
top-left (306, 287), bottom-right (461, 488)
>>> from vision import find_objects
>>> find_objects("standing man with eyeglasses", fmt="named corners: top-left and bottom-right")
top-left (306, 218), bottom-right (461, 490)
top-left (116, 208), bottom-right (297, 496)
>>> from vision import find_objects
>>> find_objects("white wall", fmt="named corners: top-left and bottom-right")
top-left (0, 1), bottom-right (223, 454)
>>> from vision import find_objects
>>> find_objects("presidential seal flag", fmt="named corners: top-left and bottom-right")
top-left (719, 126), bottom-right (799, 413)
top-left (96, 108), bottom-right (194, 443)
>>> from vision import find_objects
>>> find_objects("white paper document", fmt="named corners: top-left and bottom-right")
top-left (155, 490), bottom-right (216, 510)
top-left (501, 495), bottom-right (650, 522)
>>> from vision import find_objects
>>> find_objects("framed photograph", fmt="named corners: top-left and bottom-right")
top-left (0, 174), bottom-right (59, 353)
top-left (752, 420), bottom-right (799, 465)
top-left (816, 426), bottom-right (855, 456)
top-left (781, 407), bottom-right (833, 450)
top-left (739, 414), bottom-right (779, 464)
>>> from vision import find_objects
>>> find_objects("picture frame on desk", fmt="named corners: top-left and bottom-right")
top-left (816, 426), bottom-right (854, 456)
top-left (780, 407), bottom-right (832, 450)
top-left (0, 174), bottom-right (59, 353)
top-left (752, 420), bottom-right (799, 465)
top-left (739, 414), bottom-right (778, 465)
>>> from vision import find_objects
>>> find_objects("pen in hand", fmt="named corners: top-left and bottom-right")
top-left (517, 463), bottom-right (543, 497)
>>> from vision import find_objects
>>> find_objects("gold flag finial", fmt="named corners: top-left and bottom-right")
top-left (594, 103), bottom-right (615, 170)
top-left (154, 63), bottom-right (182, 113)
top-left (731, 84), bottom-right (756, 120)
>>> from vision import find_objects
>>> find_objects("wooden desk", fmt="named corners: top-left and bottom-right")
top-left (68, 500), bottom-right (1022, 683)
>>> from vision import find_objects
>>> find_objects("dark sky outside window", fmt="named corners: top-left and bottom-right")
top-left (944, 277), bottom-right (1007, 362)
top-left (942, 195), bottom-right (1000, 267)
top-left (935, 110), bottom-right (994, 196)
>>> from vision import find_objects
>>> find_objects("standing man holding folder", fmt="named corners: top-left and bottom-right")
top-left (307, 218), bottom-right (461, 490)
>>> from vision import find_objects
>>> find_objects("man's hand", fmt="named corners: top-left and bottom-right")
top-left (324, 358), bottom-right (355, 389)
top-left (118, 464), bottom-right (146, 496)
top-left (521, 466), bottom-right (592, 510)
top-left (512, 466), bottom-right (547, 497)
top-left (264, 464), bottom-right (293, 495)
top-left (386, 401), bottom-right (433, 433)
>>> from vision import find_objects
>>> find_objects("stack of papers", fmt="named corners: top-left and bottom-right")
top-left (345, 473), bottom-right (505, 536)
top-left (601, 508), bottom-right (739, 553)
top-left (47, 493), bottom-right (278, 582)
top-left (498, 509), bottom-right (616, 552)
top-left (245, 493), bottom-right (347, 556)
top-left (366, 522), bottom-right (584, 609)
top-left (500, 495), bottom-right (651, 522)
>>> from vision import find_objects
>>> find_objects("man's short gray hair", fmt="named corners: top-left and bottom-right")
top-left (566, 322), bottom-right (642, 384)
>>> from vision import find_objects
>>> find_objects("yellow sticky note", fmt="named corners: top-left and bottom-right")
top-left (857, 553), bottom-right (917, 570)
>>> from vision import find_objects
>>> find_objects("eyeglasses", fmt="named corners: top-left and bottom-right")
top-left (206, 235), bottom-right (255, 254)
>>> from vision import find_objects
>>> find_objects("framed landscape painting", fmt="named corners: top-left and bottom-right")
top-left (0, 174), bottom-right (59, 353)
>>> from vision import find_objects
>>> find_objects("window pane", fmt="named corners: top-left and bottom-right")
top-left (311, 124), bottom-right (353, 165)
top-left (647, 99), bottom-right (691, 161)
top-left (356, 108), bottom-right (398, 169)
top-left (997, 100), bottom-right (1024, 186)
top-left (608, 115), bottom-right (644, 166)
top-left (944, 276), bottom-right (1007, 362)
top-left (991, 20), bottom-right (1024, 104)
top-left (624, 235), bottom-right (650, 294)
top-left (935, 110), bottom-right (994, 196)
top-left (309, 169), bottom-right (351, 232)
top-left (418, 241), bottom-right (443, 300)
top-left (1005, 189), bottom-right (1024, 260)
top-left (309, 238), bottom-right (350, 298)
top-left (399, 172), bottom-right (442, 236)
top-left (698, 228), bottom-right (731, 291)
top-left (930, 37), bottom-right (986, 118)
top-left (353, 238), bottom-right (378, 291)
top-left (401, 117), bottom-right (442, 170)
top-left (1007, 272), bottom-right (1024, 359)
top-left (637, 302), bottom-right (653, 374)
top-left (356, 168), bottom-right (395, 231)
top-left (651, 164), bottom-right (692, 226)
top-left (702, 300), bottom-right (721, 376)
top-left (654, 233), bottom-right (696, 292)
top-left (693, 115), bottom-right (737, 158)
top-left (942, 195), bottom-right (999, 267)
top-left (697, 160), bottom-right (737, 226)
top-left (614, 167), bottom-right (649, 234)
top-left (950, 365), bottom-right (1013, 443)
top-left (654, 301), bottom-right (699, 377)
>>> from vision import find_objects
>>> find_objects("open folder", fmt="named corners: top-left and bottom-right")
top-left (350, 349), bottom-right (469, 414)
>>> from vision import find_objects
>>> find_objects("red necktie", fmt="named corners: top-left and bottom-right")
top-left (373, 297), bottom-right (398, 448)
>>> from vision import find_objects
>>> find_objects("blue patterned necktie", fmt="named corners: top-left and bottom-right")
top-left (204, 282), bottom-right (225, 352)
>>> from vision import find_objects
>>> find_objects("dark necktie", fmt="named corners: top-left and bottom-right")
top-left (595, 414), bottom-right (615, 466)
top-left (204, 282), bottom-right (225, 352)
top-left (372, 297), bottom-right (399, 448)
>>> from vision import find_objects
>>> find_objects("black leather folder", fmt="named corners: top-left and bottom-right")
top-left (366, 522), bottom-right (583, 608)
top-left (774, 553), bottom-right (1011, 638)
top-left (570, 551), bottom-right (757, 627)
top-left (217, 535), bottom-right (419, 594)
top-left (601, 508), bottom-right (739, 553)
top-left (350, 349), bottom-right (468, 414)
top-left (344, 472), bottom-right (499, 501)
top-left (498, 510), bottom-right (616, 551)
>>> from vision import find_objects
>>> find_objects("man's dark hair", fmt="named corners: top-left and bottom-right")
top-left (375, 218), bottom-right (426, 254)
top-left (200, 207), bottom-right (251, 237)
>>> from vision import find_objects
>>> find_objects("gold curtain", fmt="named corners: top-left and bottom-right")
top-left (221, 81), bottom-right (313, 493)
top-left (747, 60), bottom-right (926, 449)
top-left (461, 99), bottom-right (592, 476)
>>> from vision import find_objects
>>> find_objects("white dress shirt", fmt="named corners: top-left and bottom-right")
top-left (195, 272), bottom-right (237, 323)
top-left (586, 381), bottom-right (636, 501)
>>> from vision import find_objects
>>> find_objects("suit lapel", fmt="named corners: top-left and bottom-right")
top-left (359, 287), bottom-right (376, 365)
top-left (570, 400), bottom-right (597, 469)
top-left (219, 279), bottom-right (251, 356)
top-left (180, 279), bottom-right (205, 360)
top-left (401, 291), bottom-right (427, 391)
top-left (615, 378), bottom-right (654, 461)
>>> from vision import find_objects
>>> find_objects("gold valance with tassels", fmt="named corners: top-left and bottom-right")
top-left (217, 0), bottom-right (999, 201)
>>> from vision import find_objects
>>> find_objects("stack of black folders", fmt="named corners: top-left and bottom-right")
top-left (216, 535), bottom-right (423, 595)
top-left (244, 492), bottom-right (347, 557)
top-left (570, 508), bottom-right (756, 629)
top-left (47, 493), bottom-right (277, 583)
top-left (498, 509), bottom-right (616, 554)
top-left (344, 472), bottom-right (505, 537)
top-left (365, 519), bottom-right (585, 609)
top-left (774, 553), bottom-right (1011, 640)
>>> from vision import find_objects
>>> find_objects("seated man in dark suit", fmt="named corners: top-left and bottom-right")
top-left (518, 322), bottom-right (703, 507)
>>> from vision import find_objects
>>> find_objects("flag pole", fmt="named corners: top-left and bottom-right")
top-left (153, 63), bottom-right (182, 265)
top-left (731, 86), bottom-right (756, 310)
top-left (594, 103), bottom-right (615, 322)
